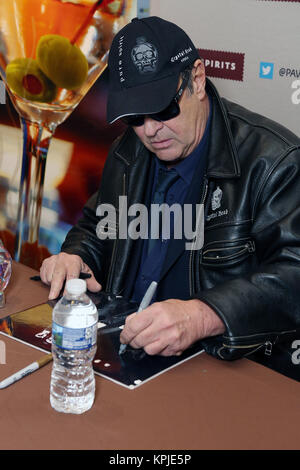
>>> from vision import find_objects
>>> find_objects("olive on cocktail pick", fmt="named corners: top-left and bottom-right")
top-left (102, 0), bottom-right (124, 16)
top-left (36, 34), bottom-right (88, 91)
top-left (6, 58), bottom-right (57, 102)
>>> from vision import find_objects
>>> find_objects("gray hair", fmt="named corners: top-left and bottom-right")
top-left (180, 64), bottom-right (194, 94)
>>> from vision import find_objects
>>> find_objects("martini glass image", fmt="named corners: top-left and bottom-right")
top-left (0, 0), bottom-right (135, 267)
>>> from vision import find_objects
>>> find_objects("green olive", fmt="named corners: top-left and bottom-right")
top-left (6, 58), bottom-right (57, 102)
top-left (36, 34), bottom-right (88, 90)
top-left (103, 0), bottom-right (123, 16)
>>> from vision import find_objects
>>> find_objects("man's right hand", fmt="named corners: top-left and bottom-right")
top-left (40, 253), bottom-right (102, 299)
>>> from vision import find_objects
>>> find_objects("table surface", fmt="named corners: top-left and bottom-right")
top-left (0, 262), bottom-right (299, 450)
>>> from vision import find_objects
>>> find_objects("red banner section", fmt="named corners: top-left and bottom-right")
top-left (198, 49), bottom-right (245, 82)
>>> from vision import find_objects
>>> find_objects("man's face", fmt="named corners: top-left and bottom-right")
top-left (132, 63), bottom-right (209, 164)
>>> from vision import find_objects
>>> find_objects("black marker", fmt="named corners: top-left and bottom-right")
top-left (30, 272), bottom-right (92, 282)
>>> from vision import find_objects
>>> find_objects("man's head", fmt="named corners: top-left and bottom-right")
top-left (107, 16), bottom-right (209, 163)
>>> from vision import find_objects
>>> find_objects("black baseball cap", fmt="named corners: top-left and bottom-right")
top-left (107, 16), bottom-right (200, 124)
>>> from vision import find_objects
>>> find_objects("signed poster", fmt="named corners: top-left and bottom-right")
top-left (0, 296), bottom-right (204, 389)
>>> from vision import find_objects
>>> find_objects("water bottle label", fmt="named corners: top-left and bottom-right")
top-left (52, 321), bottom-right (98, 350)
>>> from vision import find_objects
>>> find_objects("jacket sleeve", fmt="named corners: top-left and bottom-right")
top-left (60, 135), bottom-right (123, 287)
top-left (61, 192), bottom-right (107, 285)
top-left (196, 147), bottom-right (300, 360)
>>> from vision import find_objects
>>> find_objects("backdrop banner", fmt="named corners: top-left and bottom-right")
top-left (150, 0), bottom-right (300, 137)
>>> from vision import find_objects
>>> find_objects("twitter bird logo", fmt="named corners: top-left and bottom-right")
top-left (259, 62), bottom-right (274, 79)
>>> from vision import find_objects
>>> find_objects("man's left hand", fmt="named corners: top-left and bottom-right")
top-left (120, 299), bottom-right (225, 356)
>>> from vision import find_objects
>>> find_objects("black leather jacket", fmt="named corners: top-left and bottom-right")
top-left (62, 79), bottom-right (300, 360)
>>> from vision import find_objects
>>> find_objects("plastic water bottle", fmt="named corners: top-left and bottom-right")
top-left (50, 278), bottom-right (98, 414)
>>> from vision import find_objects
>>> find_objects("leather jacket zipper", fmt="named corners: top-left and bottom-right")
top-left (106, 173), bottom-right (126, 292)
top-left (222, 341), bottom-right (265, 350)
top-left (264, 341), bottom-right (273, 356)
top-left (217, 340), bottom-right (270, 360)
top-left (189, 178), bottom-right (208, 296)
top-left (220, 329), bottom-right (296, 358)
top-left (217, 342), bottom-right (265, 359)
top-left (203, 240), bottom-right (255, 261)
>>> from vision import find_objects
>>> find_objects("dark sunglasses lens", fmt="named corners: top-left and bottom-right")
top-left (154, 100), bottom-right (180, 122)
top-left (121, 99), bottom-right (180, 126)
top-left (121, 115), bottom-right (145, 126)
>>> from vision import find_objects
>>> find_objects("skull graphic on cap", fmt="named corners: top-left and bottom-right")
top-left (131, 37), bottom-right (158, 74)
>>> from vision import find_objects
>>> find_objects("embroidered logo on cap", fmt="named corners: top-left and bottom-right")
top-left (131, 37), bottom-right (158, 74)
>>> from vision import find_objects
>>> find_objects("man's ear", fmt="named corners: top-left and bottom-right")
top-left (192, 59), bottom-right (206, 100)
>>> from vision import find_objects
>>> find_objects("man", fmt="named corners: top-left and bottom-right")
top-left (40, 16), bottom-right (300, 360)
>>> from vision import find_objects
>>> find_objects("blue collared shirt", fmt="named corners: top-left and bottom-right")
top-left (131, 100), bottom-right (212, 304)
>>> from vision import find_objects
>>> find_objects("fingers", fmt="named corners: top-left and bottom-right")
top-left (49, 254), bottom-right (81, 299)
top-left (40, 253), bottom-right (101, 299)
top-left (86, 276), bottom-right (102, 293)
top-left (120, 299), bottom-right (203, 357)
top-left (120, 310), bottom-right (153, 345)
top-left (158, 345), bottom-right (183, 357)
top-left (120, 303), bottom-right (182, 356)
top-left (72, 263), bottom-right (102, 293)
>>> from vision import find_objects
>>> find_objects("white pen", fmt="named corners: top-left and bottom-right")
top-left (119, 281), bottom-right (158, 355)
top-left (0, 354), bottom-right (53, 389)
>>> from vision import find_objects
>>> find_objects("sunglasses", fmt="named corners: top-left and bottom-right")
top-left (121, 72), bottom-right (190, 127)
